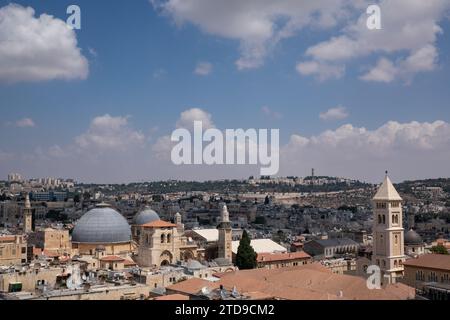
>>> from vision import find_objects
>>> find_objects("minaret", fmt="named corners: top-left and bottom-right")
top-left (175, 212), bottom-right (184, 233)
top-left (217, 204), bottom-right (232, 263)
top-left (23, 194), bottom-right (33, 233)
top-left (372, 172), bottom-right (405, 284)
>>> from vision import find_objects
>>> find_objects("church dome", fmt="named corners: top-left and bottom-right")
top-left (133, 208), bottom-right (160, 225)
top-left (72, 205), bottom-right (131, 244)
top-left (405, 229), bottom-right (423, 245)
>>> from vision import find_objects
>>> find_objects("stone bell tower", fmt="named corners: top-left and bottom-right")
top-left (372, 172), bottom-right (405, 284)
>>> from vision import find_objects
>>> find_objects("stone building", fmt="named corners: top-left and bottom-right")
top-left (136, 212), bottom-right (199, 267)
top-left (28, 228), bottom-right (71, 256)
top-left (0, 235), bottom-right (28, 266)
top-left (402, 254), bottom-right (450, 299)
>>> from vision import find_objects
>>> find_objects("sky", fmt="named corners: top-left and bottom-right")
top-left (1, 0), bottom-right (450, 183)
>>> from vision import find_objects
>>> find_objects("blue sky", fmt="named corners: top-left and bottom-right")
top-left (1, 0), bottom-right (450, 183)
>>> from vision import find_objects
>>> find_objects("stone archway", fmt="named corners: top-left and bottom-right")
top-left (160, 250), bottom-right (173, 266)
top-left (182, 250), bottom-right (194, 262)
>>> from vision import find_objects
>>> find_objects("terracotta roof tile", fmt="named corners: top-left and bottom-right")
top-left (142, 220), bottom-right (177, 228)
top-left (100, 255), bottom-right (126, 262)
top-left (403, 254), bottom-right (450, 271)
top-left (257, 251), bottom-right (311, 263)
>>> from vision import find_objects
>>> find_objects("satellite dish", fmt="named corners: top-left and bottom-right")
top-left (231, 286), bottom-right (240, 298)
top-left (201, 287), bottom-right (210, 296)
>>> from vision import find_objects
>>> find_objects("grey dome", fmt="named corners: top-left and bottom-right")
top-left (133, 208), bottom-right (160, 225)
top-left (186, 260), bottom-right (206, 270)
top-left (213, 258), bottom-right (232, 267)
top-left (72, 206), bottom-right (131, 244)
top-left (405, 229), bottom-right (423, 245)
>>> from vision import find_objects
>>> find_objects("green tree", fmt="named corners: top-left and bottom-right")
top-left (236, 230), bottom-right (257, 270)
top-left (430, 245), bottom-right (449, 255)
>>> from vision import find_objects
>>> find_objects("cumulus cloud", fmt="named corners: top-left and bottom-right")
top-left (151, 0), bottom-right (353, 70)
top-left (194, 62), bottom-right (213, 76)
top-left (0, 4), bottom-right (88, 83)
top-left (261, 106), bottom-right (283, 120)
top-left (361, 45), bottom-right (439, 83)
top-left (75, 114), bottom-right (145, 152)
top-left (296, 60), bottom-right (345, 81)
top-left (176, 108), bottom-right (215, 130)
top-left (299, 0), bottom-right (450, 83)
top-left (281, 120), bottom-right (450, 181)
top-left (16, 118), bottom-right (35, 128)
top-left (319, 106), bottom-right (349, 121)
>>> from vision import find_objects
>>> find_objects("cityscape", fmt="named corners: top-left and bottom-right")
top-left (0, 171), bottom-right (449, 300)
top-left (1, 0), bottom-right (450, 308)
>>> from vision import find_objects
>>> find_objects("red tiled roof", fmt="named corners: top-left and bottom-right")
top-left (154, 294), bottom-right (190, 301)
top-left (142, 220), bottom-right (177, 228)
top-left (100, 255), bottom-right (126, 262)
top-left (403, 254), bottom-right (450, 271)
top-left (0, 236), bottom-right (16, 242)
top-left (257, 251), bottom-right (311, 263)
top-left (123, 259), bottom-right (137, 266)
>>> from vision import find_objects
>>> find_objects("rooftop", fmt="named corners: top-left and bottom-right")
top-left (403, 254), bottom-right (450, 271)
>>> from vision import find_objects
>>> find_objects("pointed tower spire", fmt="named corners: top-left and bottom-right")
top-left (373, 174), bottom-right (402, 201)
top-left (25, 193), bottom-right (31, 209)
top-left (221, 204), bottom-right (230, 223)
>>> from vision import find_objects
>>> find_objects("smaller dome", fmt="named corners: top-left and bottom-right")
top-left (134, 207), bottom-right (160, 225)
top-left (186, 259), bottom-right (206, 270)
top-left (405, 229), bottom-right (423, 245)
top-left (213, 258), bottom-right (232, 267)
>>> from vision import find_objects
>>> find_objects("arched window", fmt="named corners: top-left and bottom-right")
top-left (395, 235), bottom-right (398, 245)
top-left (382, 260), bottom-right (386, 267)
top-left (146, 234), bottom-right (150, 245)
top-left (167, 234), bottom-right (171, 243)
top-left (378, 215), bottom-right (382, 224)
top-left (161, 234), bottom-right (165, 244)
top-left (392, 215), bottom-right (395, 224)
top-left (394, 260), bottom-right (398, 268)
top-left (382, 215), bottom-right (386, 224)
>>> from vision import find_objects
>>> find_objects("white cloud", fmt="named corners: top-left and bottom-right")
top-left (153, 68), bottom-right (167, 79)
top-left (176, 108), bottom-right (215, 130)
top-left (151, 0), bottom-right (353, 70)
top-left (361, 45), bottom-right (439, 83)
top-left (281, 120), bottom-right (450, 181)
top-left (75, 114), bottom-right (145, 152)
top-left (261, 106), bottom-right (283, 120)
top-left (319, 106), bottom-right (349, 121)
top-left (16, 118), bottom-right (35, 128)
top-left (296, 60), bottom-right (345, 81)
top-left (300, 0), bottom-right (450, 82)
top-left (194, 62), bottom-right (213, 76)
top-left (0, 4), bottom-right (88, 83)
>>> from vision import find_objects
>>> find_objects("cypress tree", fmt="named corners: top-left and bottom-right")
top-left (236, 230), bottom-right (257, 270)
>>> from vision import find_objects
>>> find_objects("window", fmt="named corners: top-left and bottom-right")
top-left (167, 234), bottom-right (171, 243)
top-left (378, 215), bottom-right (382, 224)
top-left (0, 248), bottom-right (3, 257)
top-left (382, 215), bottom-right (386, 224)
top-left (161, 234), bottom-right (165, 244)
top-left (395, 235), bottom-right (398, 245)
top-left (21, 247), bottom-right (26, 254)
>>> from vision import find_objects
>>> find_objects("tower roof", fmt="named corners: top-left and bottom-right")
top-left (25, 194), bottom-right (31, 209)
top-left (373, 175), bottom-right (402, 201)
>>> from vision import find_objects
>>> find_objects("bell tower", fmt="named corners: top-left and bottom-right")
top-left (372, 172), bottom-right (405, 284)
top-left (217, 204), bottom-right (232, 263)
top-left (23, 194), bottom-right (33, 233)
